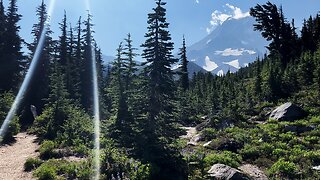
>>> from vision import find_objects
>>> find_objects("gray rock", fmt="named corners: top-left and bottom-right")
top-left (239, 164), bottom-right (268, 180)
top-left (207, 164), bottom-right (250, 180)
top-left (269, 102), bottom-right (307, 121)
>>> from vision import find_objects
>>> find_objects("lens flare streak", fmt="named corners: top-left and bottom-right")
top-left (0, 0), bottom-right (56, 140)
top-left (92, 42), bottom-right (101, 180)
top-left (85, 1), bottom-right (101, 179)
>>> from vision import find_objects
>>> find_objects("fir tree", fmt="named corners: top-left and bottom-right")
top-left (178, 36), bottom-right (189, 91)
top-left (141, 0), bottom-right (187, 178)
top-left (254, 58), bottom-right (262, 100)
top-left (250, 2), bottom-right (297, 66)
top-left (314, 48), bottom-right (320, 99)
top-left (73, 16), bottom-right (83, 102)
top-left (109, 43), bottom-right (135, 148)
top-left (0, 0), bottom-right (7, 92)
top-left (45, 58), bottom-right (70, 139)
top-left (0, 0), bottom-right (23, 92)
top-left (81, 13), bottom-right (94, 111)
top-left (297, 52), bottom-right (314, 87)
top-left (123, 33), bottom-right (138, 90)
top-left (67, 23), bottom-right (81, 102)
top-left (23, 0), bottom-right (54, 124)
top-left (58, 11), bottom-right (68, 67)
top-left (58, 11), bottom-right (73, 101)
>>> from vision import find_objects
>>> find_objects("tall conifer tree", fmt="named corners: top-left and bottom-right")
top-left (1, 0), bottom-right (23, 92)
top-left (0, 0), bottom-right (7, 92)
top-left (178, 36), bottom-right (189, 91)
top-left (81, 13), bottom-right (94, 110)
top-left (24, 0), bottom-right (53, 123)
top-left (123, 33), bottom-right (138, 90)
top-left (141, 0), bottom-right (187, 178)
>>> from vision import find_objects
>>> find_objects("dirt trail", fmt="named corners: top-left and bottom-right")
top-left (180, 127), bottom-right (200, 146)
top-left (0, 133), bottom-right (39, 180)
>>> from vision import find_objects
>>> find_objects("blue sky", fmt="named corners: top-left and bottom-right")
top-left (3, 0), bottom-right (320, 57)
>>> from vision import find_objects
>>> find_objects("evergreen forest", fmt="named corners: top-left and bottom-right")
top-left (0, 0), bottom-right (320, 179)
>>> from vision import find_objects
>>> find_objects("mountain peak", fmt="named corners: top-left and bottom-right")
top-left (187, 16), bottom-right (267, 75)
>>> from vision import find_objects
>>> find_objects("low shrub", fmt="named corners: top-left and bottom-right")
top-left (203, 151), bottom-right (242, 168)
top-left (268, 159), bottom-right (297, 179)
top-left (34, 159), bottom-right (91, 180)
top-left (0, 92), bottom-right (20, 144)
top-left (240, 144), bottom-right (260, 160)
top-left (2, 116), bottom-right (20, 143)
top-left (39, 140), bottom-right (56, 159)
top-left (24, 157), bottom-right (43, 171)
top-left (34, 164), bottom-right (57, 180)
top-left (202, 128), bottom-right (217, 141)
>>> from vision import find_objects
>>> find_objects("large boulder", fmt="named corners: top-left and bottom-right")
top-left (269, 102), bottom-right (307, 121)
top-left (238, 164), bottom-right (268, 180)
top-left (207, 164), bottom-right (250, 180)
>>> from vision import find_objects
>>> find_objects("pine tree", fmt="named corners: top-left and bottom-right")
top-left (123, 33), bottom-right (138, 90)
top-left (73, 17), bottom-right (83, 102)
top-left (140, 0), bottom-right (187, 178)
top-left (0, 0), bottom-right (7, 92)
top-left (178, 36), bottom-right (189, 91)
top-left (301, 17), bottom-right (317, 53)
top-left (23, 0), bottom-right (54, 124)
top-left (58, 11), bottom-right (74, 100)
top-left (75, 17), bottom-right (82, 66)
top-left (0, 0), bottom-right (23, 92)
top-left (67, 23), bottom-right (81, 102)
top-left (250, 2), bottom-right (296, 66)
top-left (45, 58), bottom-right (70, 139)
top-left (81, 13), bottom-right (94, 110)
top-left (254, 58), bottom-right (262, 100)
top-left (108, 43), bottom-right (135, 148)
top-left (58, 11), bottom-right (68, 67)
top-left (314, 48), bottom-right (320, 99)
top-left (94, 43), bottom-right (105, 92)
top-left (0, 0), bottom-right (5, 43)
top-left (94, 43), bottom-right (108, 119)
top-left (297, 52), bottom-right (314, 87)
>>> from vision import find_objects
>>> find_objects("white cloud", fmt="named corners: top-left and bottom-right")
top-left (195, 0), bottom-right (199, 4)
top-left (216, 48), bottom-right (243, 56)
top-left (225, 4), bottom-right (250, 19)
top-left (215, 48), bottom-right (256, 56)
top-left (206, 4), bottom-right (250, 33)
top-left (223, 59), bottom-right (240, 69)
top-left (245, 50), bottom-right (256, 55)
top-left (206, 11), bottom-right (231, 33)
top-left (202, 56), bottom-right (218, 71)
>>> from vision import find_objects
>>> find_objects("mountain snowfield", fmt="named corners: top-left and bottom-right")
top-left (103, 16), bottom-right (267, 76)
top-left (187, 16), bottom-right (267, 75)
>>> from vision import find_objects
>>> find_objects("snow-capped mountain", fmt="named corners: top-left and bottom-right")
top-left (187, 16), bottom-right (267, 75)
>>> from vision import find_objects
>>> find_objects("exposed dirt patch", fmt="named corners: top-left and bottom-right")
top-left (180, 127), bottom-right (200, 146)
top-left (0, 133), bottom-right (39, 180)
